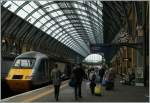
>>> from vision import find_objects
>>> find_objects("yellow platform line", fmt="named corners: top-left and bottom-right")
top-left (23, 83), bottom-right (68, 102)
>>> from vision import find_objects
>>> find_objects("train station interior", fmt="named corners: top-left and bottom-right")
top-left (1, 1), bottom-right (149, 102)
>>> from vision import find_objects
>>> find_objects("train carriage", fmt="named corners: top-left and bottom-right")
top-left (6, 51), bottom-right (52, 92)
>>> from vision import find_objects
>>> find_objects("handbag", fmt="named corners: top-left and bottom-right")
top-left (69, 79), bottom-right (76, 87)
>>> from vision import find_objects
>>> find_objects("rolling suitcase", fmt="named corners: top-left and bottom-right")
top-left (94, 84), bottom-right (102, 96)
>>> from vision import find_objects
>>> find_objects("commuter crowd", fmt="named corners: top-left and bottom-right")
top-left (51, 63), bottom-right (116, 101)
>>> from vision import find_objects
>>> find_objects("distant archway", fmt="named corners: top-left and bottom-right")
top-left (83, 53), bottom-right (102, 64)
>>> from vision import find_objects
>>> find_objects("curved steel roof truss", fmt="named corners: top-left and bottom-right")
top-left (2, 1), bottom-right (103, 57)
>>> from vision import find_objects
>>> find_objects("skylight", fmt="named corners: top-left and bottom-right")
top-left (84, 54), bottom-right (102, 63)
top-left (2, 1), bottom-right (103, 57)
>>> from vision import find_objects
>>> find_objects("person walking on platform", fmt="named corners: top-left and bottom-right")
top-left (51, 64), bottom-right (61, 101)
top-left (105, 67), bottom-right (116, 90)
top-left (99, 65), bottom-right (106, 83)
top-left (72, 63), bottom-right (86, 100)
top-left (89, 70), bottom-right (96, 95)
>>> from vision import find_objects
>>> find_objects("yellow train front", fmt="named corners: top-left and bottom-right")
top-left (5, 51), bottom-right (51, 92)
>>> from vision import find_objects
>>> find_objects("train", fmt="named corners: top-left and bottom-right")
top-left (5, 51), bottom-right (58, 92)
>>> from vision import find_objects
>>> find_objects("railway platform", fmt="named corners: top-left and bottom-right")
top-left (2, 77), bottom-right (149, 102)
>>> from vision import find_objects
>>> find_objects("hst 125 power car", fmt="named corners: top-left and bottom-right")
top-left (5, 51), bottom-right (53, 92)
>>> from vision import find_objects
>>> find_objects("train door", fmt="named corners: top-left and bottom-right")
top-left (38, 59), bottom-right (47, 83)
top-left (44, 59), bottom-right (49, 82)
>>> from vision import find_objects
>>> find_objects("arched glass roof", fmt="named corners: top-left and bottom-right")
top-left (2, 1), bottom-right (103, 57)
top-left (84, 54), bottom-right (102, 63)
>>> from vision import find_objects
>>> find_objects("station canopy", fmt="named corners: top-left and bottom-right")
top-left (84, 54), bottom-right (102, 63)
top-left (2, 1), bottom-right (103, 57)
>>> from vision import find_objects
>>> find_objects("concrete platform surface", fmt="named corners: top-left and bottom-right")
top-left (2, 78), bottom-right (149, 102)
top-left (33, 79), bottom-right (149, 102)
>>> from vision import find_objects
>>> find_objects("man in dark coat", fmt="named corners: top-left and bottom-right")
top-left (72, 63), bottom-right (86, 100)
top-left (99, 65), bottom-right (106, 83)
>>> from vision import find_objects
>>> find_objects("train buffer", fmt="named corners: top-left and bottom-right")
top-left (1, 79), bottom-right (148, 102)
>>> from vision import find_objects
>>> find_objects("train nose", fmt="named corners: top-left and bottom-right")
top-left (6, 68), bottom-right (33, 92)
top-left (6, 79), bottom-right (31, 92)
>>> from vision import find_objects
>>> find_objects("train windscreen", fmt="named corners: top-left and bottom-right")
top-left (13, 58), bottom-right (36, 68)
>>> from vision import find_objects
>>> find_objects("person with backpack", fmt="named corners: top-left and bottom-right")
top-left (51, 64), bottom-right (61, 101)
top-left (105, 67), bottom-right (116, 90)
top-left (71, 63), bottom-right (86, 100)
top-left (89, 70), bottom-right (96, 95)
top-left (99, 65), bottom-right (106, 83)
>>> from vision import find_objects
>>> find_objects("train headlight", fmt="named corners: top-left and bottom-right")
top-left (25, 76), bottom-right (32, 79)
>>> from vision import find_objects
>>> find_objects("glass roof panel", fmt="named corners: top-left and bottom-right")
top-left (98, 9), bottom-right (103, 15)
top-left (47, 29), bottom-right (52, 34)
top-left (51, 26), bottom-right (56, 31)
top-left (2, 1), bottom-right (104, 57)
top-left (3, 1), bottom-right (11, 7)
top-left (77, 1), bottom-right (84, 3)
top-left (59, 34), bottom-right (68, 41)
top-left (35, 22), bottom-right (43, 28)
top-left (74, 3), bottom-right (78, 8)
top-left (56, 29), bottom-right (61, 34)
top-left (41, 26), bottom-right (47, 31)
top-left (50, 20), bottom-right (55, 24)
top-left (65, 20), bottom-right (70, 24)
top-left (17, 9), bottom-right (28, 18)
top-left (38, 9), bottom-right (45, 15)
top-left (45, 23), bottom-right (52, 27)
top-left (22, 4), bottom-right (34, 13)
top-left (55, 33), bottom-right (62, 39)
top-left (57, 16), bottom-right (68, 21)
top-left (38, 1), bottom-right (48, 5)
top-left (51, 4), bottom-right (59, 10)
top-left (64, 39), bottom-right (77, 46)
top-left (40, 17), bottom-right (47, 24)
top-left (32, 12), bottom-right (41, 18)
top-left (27, 17), bottom-right (36, 24)
top-left (55, 25), bottom-right (59, 28)
top-left (60, 22), bottom-right (66, 25)
top-left (62, 36), bottom-right (71, 42)
top-left (67, 28), bottom-right (75, 32)
top-left (29, 2), bottom-right (38, 9)
top-left (3, 1), bottom-right (18, 12)
top-left (98, 1), bottom-right (103, 7)
top-left (57, 11), bottom-right (64, 15)
top-left (13, 1), bottom-right (25, 6)
top-left (91, 3), bottom-right (97, 11)
top-left (45, 15), bottom-right (51, 20)
top-left (44, 6), bottom-right (53, 12)
top-left (51, 12), bottom-right (59, 17)
top-left (81, 12), bottom-right (87, 16)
